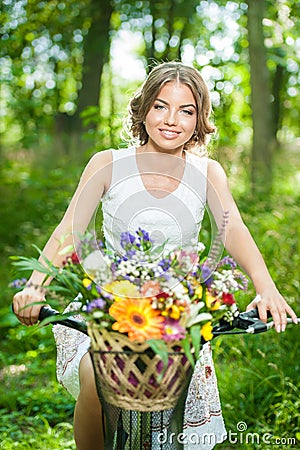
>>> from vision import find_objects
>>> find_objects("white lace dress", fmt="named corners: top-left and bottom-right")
top-left (53, 147), bottom-right (227, 449)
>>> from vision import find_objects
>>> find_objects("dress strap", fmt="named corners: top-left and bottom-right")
top-left (110, 147), bottom-right (137, 187)
top-left (183, 152), bottom-right (208, 206)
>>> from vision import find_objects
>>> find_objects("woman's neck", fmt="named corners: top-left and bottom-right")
top-left (137, 145), bottom-right (186, 175)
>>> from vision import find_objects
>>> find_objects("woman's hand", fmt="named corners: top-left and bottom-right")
top-left (246, 287), bottom-right (298, 332)
top-left (13, 286), bottom-right (46, 326)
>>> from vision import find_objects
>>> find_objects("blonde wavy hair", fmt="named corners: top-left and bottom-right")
top-left (125, 61), bottom-right (215, 152)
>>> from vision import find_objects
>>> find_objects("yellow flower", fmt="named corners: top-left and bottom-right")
top-left (201, 321), bottom-right (213, 341)
top-left (206, 292), bottom-right (221, 311)
top-left (82, 278), bottom-right (93, 289)
top-left (162, 304), bottom-right (181, 320)
top-left (109, 298), bottom-right (164, 342)
top-left (195, 285), bottom-right (203, 299)
top-left (104, 280), bottom-right (140, 300)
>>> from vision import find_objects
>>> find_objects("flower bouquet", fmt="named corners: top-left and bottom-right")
top-left (12, 228), bottom-right (248, 412)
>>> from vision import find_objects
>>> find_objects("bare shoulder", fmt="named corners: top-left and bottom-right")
top-left (86, 149), bottom-right (113, 172)
top-left (79, 149), bottom-right (113, 193)
top-left (82, 149), bottom-right (113, 176)
top-left (207, 158), bottom-right (229, 188)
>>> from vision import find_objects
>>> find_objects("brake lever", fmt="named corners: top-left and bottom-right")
top-left (236, 309), bottom-right (269, 334)
top-left (213, 308), bottom-right (270, 335)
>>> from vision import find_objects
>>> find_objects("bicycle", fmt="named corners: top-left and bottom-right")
top-left (37, 305), bottom-right (299, 450)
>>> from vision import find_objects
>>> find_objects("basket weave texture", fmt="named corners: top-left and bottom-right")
top-left (88, 323), bottom-right (192, 412)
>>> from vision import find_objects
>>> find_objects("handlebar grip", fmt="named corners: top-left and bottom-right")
top-left (38, 305), bottom-right (60, 321)
top-left (238, 308), bottom-right (272, 321)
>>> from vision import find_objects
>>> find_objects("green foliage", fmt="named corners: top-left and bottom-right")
top-left (0, 325), bottom-right (76, 448)
top-left (213, 146), bottom-right (300, 449)
top-left (215, 329), bottom-right (299, 449)
top-left (1, 0), bottom-right (299, 154)
top-left (1, 0), bottom-right (94, 150)
top-left (0, 418), bottom-right (75, 450)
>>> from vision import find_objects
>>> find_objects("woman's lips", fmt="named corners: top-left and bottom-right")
top-left (159, 129), bottom-right (181, 139)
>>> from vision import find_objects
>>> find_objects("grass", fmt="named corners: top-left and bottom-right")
top-left (1, 143), bottom-right (299, 448)
top-left (0, 325), bottom-right (76, 448)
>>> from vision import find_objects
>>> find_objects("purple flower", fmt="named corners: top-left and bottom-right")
top-left (186, 280), bottom-right (194, 296)
top-left (125, 249), bottom-right (137, 258)
top-left (158, 258), bottom-right (172, 272)
top-left (120, 231), bottom-right (136, 249)
top-left (102, 290), bottom-right (114, 300)
top-left (137, 227), bottom-right (152, 243)
top-left (95, 285), bottom-right (102, 294)
top-left (162, 272), bottom-right (171, 281)
top-left (201, 264), bottom-right (214, 286)
top-left (218, 256), bottom-right (237, 269)
top-left (86, 298), bottom-right (106, 313)
top-left (234, 272), bottom-right (249, 290)
top-left (9, 278), bottom-right (27, 289)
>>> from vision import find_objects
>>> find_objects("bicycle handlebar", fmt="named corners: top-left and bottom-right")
top-left (38, 305), bottom-right (89, 335)
top-left (38, 305), bottom-right (298, 337)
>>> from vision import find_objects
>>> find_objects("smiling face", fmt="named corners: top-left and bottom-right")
top-left (144, 81), bottom-right (197, 155)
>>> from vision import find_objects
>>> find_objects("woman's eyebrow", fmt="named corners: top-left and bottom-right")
top-left (155, 98), bottom-right (196, 109)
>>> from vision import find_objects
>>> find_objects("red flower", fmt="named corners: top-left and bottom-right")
top-left (222, 292), bottom-right (235, 306)
top-left (155, 291), bottom-right (170, 300)
top-left (71, 252), bottom-right (80, 264)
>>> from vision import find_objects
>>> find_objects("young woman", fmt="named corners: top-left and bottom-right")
top-left (13, 62), bottom-right (297, 449)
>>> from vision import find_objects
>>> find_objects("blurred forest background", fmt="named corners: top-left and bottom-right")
top-left (0, 0), bottom-right (299, 448)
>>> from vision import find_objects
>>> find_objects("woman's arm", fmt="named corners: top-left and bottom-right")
top-left (206, 159), bottom-right (297, 332)
top-left (13, 150), bottom-right (113, 326)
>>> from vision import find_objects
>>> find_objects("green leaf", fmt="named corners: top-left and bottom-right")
top-left (58, 244), bottom-right (74, 255)
top-left (190, 324), bottom-right (201, 361)
top-left (147, 339), bottom-right (169, 382)
top-left (181, 336), bottom-right (195, 368)
top-left (38, 310), bottom-right (83, 327)
top-left (149, 240), bottom-right (169, 257)
top-left (18, 300), bottom-right (47, 312)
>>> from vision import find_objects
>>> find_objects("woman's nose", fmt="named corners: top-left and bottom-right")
top-left (164, 110), bottom-right (177, 125)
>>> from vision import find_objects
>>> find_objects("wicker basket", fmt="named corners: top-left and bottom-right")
top-left (88, 323), bottom-right (192, 412)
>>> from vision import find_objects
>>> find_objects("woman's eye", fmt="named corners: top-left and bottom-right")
top-left (181, 109), bottom-right (194, 116)
top-left (153, 104), bottom-right (165, 110)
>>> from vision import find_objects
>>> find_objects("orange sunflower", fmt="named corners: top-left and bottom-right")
top-left (109, 298), bottom-right (164, 342)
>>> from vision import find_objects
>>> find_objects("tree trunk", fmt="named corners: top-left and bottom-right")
top-left (271, 62), bottom-right (285, 147)
top-left (54, 0), bottom-right (113, 153)
top-left (246, 0), bottom-right (274, 194)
